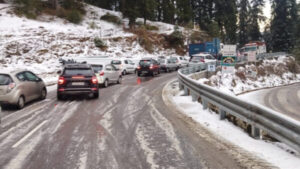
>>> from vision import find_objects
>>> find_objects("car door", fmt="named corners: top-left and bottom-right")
top-left (105, 65), bottom-right (114, 83)
top-left (111, 64), bottom-right (120, 81)
top-left (23, 71), bottom-right (42, 101)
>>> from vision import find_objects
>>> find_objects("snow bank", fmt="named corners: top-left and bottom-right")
top-left (200, 56), bottom-right (300, 95)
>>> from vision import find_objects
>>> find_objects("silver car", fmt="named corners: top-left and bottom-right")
top-left (158, 58), bottom-right (178, 72)
top-left (0, 69), bottom-right (47, 109)
top-left (91, 63), bottom-right (122, 87)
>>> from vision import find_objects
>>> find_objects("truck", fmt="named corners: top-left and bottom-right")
top-left (188, 38), bottom-right (221, 57)
top-left (239, 42), bottom-right (267, 61)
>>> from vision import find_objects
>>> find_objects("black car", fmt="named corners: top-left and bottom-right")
top-left (57, 64), bottom-right (99, 100)
top-left (136, 58), bottom-right (160, 76)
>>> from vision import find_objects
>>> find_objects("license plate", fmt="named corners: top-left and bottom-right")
top-left (142, 71), bottom-right (148, 73)
top-left (72, 82), bottom-right (84, 86)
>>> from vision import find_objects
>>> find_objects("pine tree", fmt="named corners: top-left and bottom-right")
top-left (248, 0), bottom-right (265, 41)
top-left (161, 0), bottom-right (175, 24)
top-left (123, 0), bottom-right (139, 27)
top-left (239, 0), bottom-right (250, 46)
top-left (271, 0), bottom-right (297, 52)
top-left (138, 0), bottom-right (157, 25)
top-left (176, 0), bottom-right (193, 26)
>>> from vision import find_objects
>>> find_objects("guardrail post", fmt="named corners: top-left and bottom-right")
top-left (251, 125), bottom-right (260, 139)
top-left (202, 98), bottom-right (208, 110)
top-left (183, 86), bottom-right (189, 96)
top-left (191, 92), bottom-right (197, 102)
top-left (219, 109), bottom-right (226, 120)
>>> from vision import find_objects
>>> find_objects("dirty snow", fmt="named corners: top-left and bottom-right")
top-left (199, 56), bottom-right (300, 95)
top-left (0, 3), bottom-right (183, 83)
top-left (171, 91), bottom-right (300, 169)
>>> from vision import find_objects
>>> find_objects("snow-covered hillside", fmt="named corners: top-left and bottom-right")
top-left (198, 56), bottom-right (300, 95)
top-left (0, 3), bottom-right (182, 83)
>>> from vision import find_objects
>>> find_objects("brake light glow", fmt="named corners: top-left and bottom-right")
top-left (150, 64), bottom-right (154, 69)
top-left (99, 71), bottom-right (104, 76)
top-left (92, 76), bottom-right (98, 84)
top-left (137, 66), bottom-right (141, 70)
top-left (58, 77), bottom-right (65, 85)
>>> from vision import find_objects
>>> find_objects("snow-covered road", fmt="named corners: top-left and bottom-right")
top-left (0, 73), bottom-right (258, 169)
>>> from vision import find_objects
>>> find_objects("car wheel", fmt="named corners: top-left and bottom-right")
top-left (17, 96), bottom-right (25, 109)
top-left (122, 70), bottom-right (127, 75)
top-left (117, 76), bottom-right (122, 84)
top-left (103, 79), bottom-right (109, 88)
top-left (40, 88), bottom-right (47, 100)
top-left (94, 92), bottom-right (99, 99)
top-left (158, 69), bottom-right (160, 74)
top-left (151, 72), bottom-right (155, 77)
top-left (57, 94), bottom-right (64, 100)
top-left (137, 72), bottom-right (141, 77)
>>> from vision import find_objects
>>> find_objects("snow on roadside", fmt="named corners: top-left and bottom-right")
top-left (171, 90), bottom-right (300, 169)
top-left (0, 3), bottom-right (182, 82)
top-left (198, 56), bottom-right (300, 95)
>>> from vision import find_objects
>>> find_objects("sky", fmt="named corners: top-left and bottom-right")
top-left (262, 0), bottom-right (300, 30)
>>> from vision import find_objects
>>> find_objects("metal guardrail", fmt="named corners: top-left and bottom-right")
top-left (178, 63), bottom-right (300, 153)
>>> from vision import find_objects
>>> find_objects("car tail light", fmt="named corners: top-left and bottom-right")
top-left (58, 76), bottom-right (65, 85)
top-left (7, 82), bottom-right (16, 93)
top-left (92, 76), bottom-right (98, 84)
top-left (99, 71), bottom-right (104, 76)
top-left (150, 64), bottom-right (154, 69)
top-left (137, 66), bottom-right (141, 70)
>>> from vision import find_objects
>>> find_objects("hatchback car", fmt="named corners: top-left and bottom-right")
top-left (57, 64), bottom-right (99, 100)
top-left (0, 70), bottom-right (47, 109)
top-left (136, 58), bottom-right (160, 76)
top-left (158, 58), bottom-right (177, 72)
top-left (91, 63), bottom-right (122, 87)
top-left (111, 59), bottom-right (135, 75)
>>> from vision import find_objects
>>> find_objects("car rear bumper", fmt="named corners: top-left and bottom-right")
top-left (57, 88), bottom-right (99, 95)
top-left (0, 93), bottom-right (18, 105)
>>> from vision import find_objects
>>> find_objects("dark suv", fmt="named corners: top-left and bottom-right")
top-left (136, 58), bottom-right (160, 77)
top-left (57, 64), bottom-right (99, 100)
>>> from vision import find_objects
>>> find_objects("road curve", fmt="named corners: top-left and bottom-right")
top-left (263, 83), bottom-right (300, 121)
top-left (0, 73), bottom-right (260, 169)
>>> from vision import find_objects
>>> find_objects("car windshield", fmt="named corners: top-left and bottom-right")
top-left (64, 68), bottom-right (93, 76)
top-left (91, 65), bottom-right (103, 73)
top-left (140, 60), bottom-right (151, 66)
top-left (0, 74), bottom-right (12, 85)
top-left (111, 60), bottom-right (122, 65)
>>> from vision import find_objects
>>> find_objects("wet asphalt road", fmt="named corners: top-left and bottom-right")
top-left (263, 83), bottom-right (300, 121)
top-left (0, 72), bottom-right (260, 169)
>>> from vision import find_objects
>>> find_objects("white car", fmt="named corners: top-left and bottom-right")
top-left (111, 59), bottom-right (135, 75)
top-left (91, 63), bottom-right (122, 88)
top-left (188, 53), bottom-right (217, 71)
top-left (171, 56), bottom-right (189, 67)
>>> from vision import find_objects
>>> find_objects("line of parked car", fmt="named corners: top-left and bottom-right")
top-left (0, 54), bottom-right (213, 109)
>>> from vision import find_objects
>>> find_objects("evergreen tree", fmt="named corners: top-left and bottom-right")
top-left (239, 0), bottom-right (250, 46)
top-left (138, 0), bottom-right (157, 25)
top-left (123, 0), bottom-right (139, 27)
top-left (176, 0), bottom-right (193, 26)
top-left (248, 0), bottom-right (265, 41)
top-left (271, 0), bottom-right (297, 52)
top-left (161, 0), bottom-right (175, 24)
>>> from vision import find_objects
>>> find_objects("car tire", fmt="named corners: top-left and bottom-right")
top-left (103, 79), bottom-right (109, 88)
top-left (40, 88), bottom-right (47, 100)
top-left (122, 70), bottom-right (127, 75)
top-left (94, 92), bottom-right (99, 99)
top-left (137, 72), bottom-right (141, 77)
top-left (57, 94), bottom-right (64, 100)
top-left (17, 96), bottom-right (25, 109)
top-left (117, 76), bottom-right (122, 84)
top-left (151, 72), bottom-right (155, 77)
top-left (166, 68), bottom-right (169, 73)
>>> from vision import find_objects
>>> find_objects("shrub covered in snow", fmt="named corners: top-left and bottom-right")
top-left (100, 13), bottom-right (122, 25)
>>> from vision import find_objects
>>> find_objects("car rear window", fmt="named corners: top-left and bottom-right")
top-left (64, 68), bottom-right (93, 76)
top-left (0, 74), bottom-right (12, 85)
top-left (111, 60), bottom-right (122, 65)
top-left (140, 60), bottom-right (151, 66)
top-left (191, 56), bottom-right (204, 61)
top-left (91, 65), bottom-right (103, 73)
top-left (158, 59), bottom-right (165, 63)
